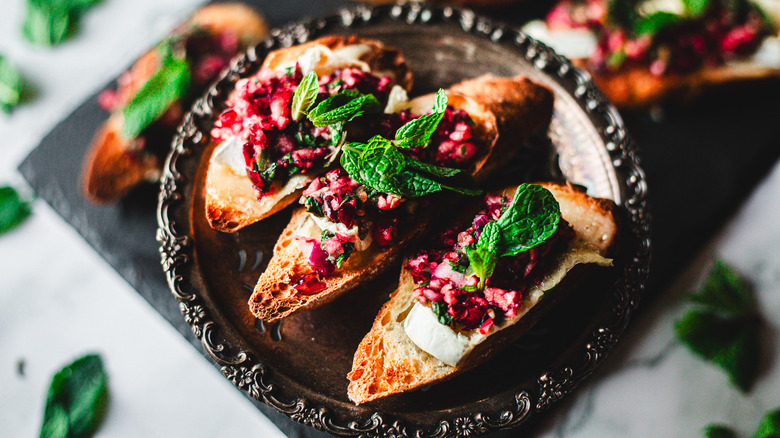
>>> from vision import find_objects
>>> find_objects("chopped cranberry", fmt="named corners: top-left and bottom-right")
top-left (294, 273), bottom-right (327, 295)
top-left (449, 295), bottom-right (489, 330)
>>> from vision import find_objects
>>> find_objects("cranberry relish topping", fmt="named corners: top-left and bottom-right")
top-left (406, 194), bottom-right (573, 334)
top-left (547, 0), bottom-right (774, 76)
top-left (211, 66), bottom-right (393, 196)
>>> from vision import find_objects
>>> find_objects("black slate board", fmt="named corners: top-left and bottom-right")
top-left (18, 0), bottom-right (780, 436)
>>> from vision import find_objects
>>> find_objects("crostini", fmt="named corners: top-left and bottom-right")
top-left (247, 74), bottom-right (554, 323)
top-left (204, 36), bottom-right (414, 232)
top-left (81, 3), bottom-right (268, 202)
top-left (524, 0), bottom-right (780, 108)
top-left (347, 182), bottom-right (617, 404)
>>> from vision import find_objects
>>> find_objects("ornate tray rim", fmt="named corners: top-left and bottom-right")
top-left (157, 3), bottom-right (651, 436)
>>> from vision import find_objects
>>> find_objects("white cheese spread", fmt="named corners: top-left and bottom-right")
top-left (309, 213), bottom-right (373, 251)
top-left (210, 136), bottom-right (246, 176)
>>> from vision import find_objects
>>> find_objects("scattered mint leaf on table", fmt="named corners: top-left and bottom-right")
top-left (675, 260), bottom-right (761, 392)
top-left (40, 354), bottom-right (108, 438)
top-left (0, 56), bottom-right (25, 113)
top-left (754, 408), bottom-right (780, 438)
top-left (23, 0), bottom-right (102, 46)
top-left (0, 186), bottom-right (32, 235)
top-left (703, 425), bottom-right (738, 438)
top-left (122, 53), bottom-right (190, 139)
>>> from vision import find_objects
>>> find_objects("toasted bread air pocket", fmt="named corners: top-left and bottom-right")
top-left (347, 183), bottom-right (617, 404)
top-left (204, 36), bottom-right (415, 232)
top-left (247, 75), bottom-right (554, 324)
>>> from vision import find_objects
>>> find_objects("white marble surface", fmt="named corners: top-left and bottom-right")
top-left (1, 1), bottom-right (779, 437)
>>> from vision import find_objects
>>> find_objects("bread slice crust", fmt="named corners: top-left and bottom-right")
top-left (204, 36), bottom-right (414, 232)
top-left (346, 183), bottom-right (617, 404)
top-left (247, 75), bottom-right (554, 323)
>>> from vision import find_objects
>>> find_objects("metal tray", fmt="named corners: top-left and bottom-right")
top-left (157, 3), bottom-right (649, 436)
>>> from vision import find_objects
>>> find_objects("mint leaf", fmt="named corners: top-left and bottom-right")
top-left (691, 260), bottom-right (754, 316)
top-left (41, 354), bottom-right (108, 438)
top-left (675, 261), bottom-right (761, 393)
top-left (497, 184), bottom-right (560, 256)
top-left (683, 0), bottom-right (710, 17)
top-left (0, 186), bottom-right (32, 234)
top-left (755, 408), bottom-right (780, 438)
top-left (634, 11), bottom-right (681, 36)
top-left (308, 90), bottom-right (380, 127)
top-left (0, 56), bottom-right (24, 113)
top-left (394, 89), bottom-right (447, 149)
top-left (406, 159), bottom-right (463, 178)
top-left (467, 221), bottom-right (500, 286)
top-left (23, 0), bottom-right (70, 47)
top-left (122, 54), bottom-right (190, 139)
top-left (23, 0), bottom-right (101, 46)
top-left (702, 425), bottom-right (738, 438)
top-left (291, 71), bottom-right (318, 121)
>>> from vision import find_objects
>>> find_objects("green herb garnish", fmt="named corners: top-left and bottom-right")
top-left (40, 353), bottom-right (108, 438)
top-left (121, 52), bottom-right (190, 139)
top-left (684, 0), bottom-right (711, 17)
top-left (467, 184), bottom-right (560, 287)
top-left (634, 11), bottom-right (682, 36)
top-left (0, 186), bottom-right (32, 235)
top-left (0, 56), bottom-right (25, 113)
top-left (338, 89), bottom-right (479, 198)
top-left (675, 260), bottom-right (761, 392)
top-left (290, 71), bottom-right (319, 121)
top-left (308, 89), bottom-right (381, 127)
top-left (432, 302), bottom-right (453, 326)
top-left (23, 0), bottom-right (102, 47)
top-left (394, 89), bottom-right (447, 149)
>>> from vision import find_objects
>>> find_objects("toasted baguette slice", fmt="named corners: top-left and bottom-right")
top-left (523, 19), bottom-right (780, 108)
top-left (247, 75), bottom-right (554, 323)
top-left (583, 58), bottom-right (780, 109)
top-left (204, 36), bottom-right (414, 232)
top-left (82, 3), bottom-right (268, 203)
top-left (346, 183), bottom-right (617, 404)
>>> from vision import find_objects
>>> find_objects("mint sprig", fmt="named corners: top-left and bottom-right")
top-left (290, 71), bottom-right (319, 121)
top-left (338, 89), bottom-right (479, 198)
top-left (341, 136), bottom-right (479, 198)
top-left (0, 185), bottom-right (32, 235)
top-left (0, 56), bottom-right (25, 113)
top-left (467, 184), bottom-right (560, 286)
top-left (23, 0), bottom-right (102, 47)
top-left (40, 353), bottom-right (108, 438)
top-left (121, 53), bottom-right (190, 139)
top-left (675, 260), bottom-right (761, 392)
